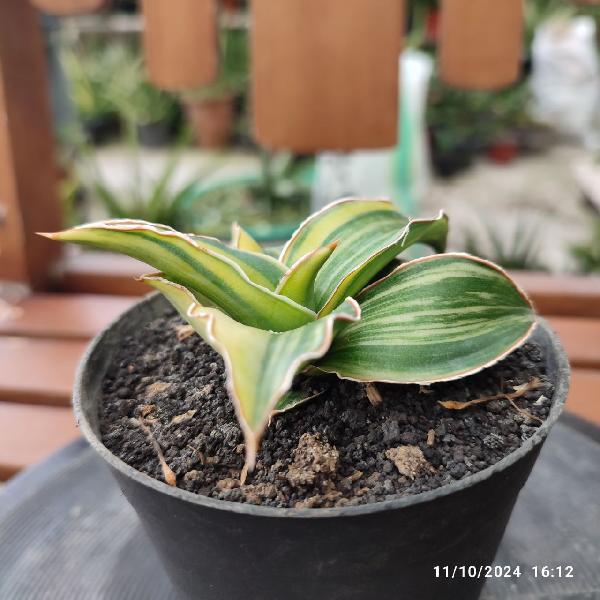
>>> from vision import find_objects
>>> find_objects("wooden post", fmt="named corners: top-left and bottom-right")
top-left (30, 0), bottom-right (108, 15)
top-left (439, 0), bottom-right (523, 90)
top-left (141, 0), bottom-right (218, 91)
top-left (0, 0), bottom-right (62, 288)
top-left (251, 0), bottom-right (405, 152)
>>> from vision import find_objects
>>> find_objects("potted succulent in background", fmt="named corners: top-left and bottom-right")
top-left (110, 55), bottom-right (180, 148)
top-left (185, 150), bottom-right (314, 241)
top-left (41, 199), bottom-right (568, 600)
top-left (181, 28), bottom-right (248, 148)
top-left (426, 78), bottom-right (538, 174)
top-left (61, 43), bottom-right (126, 144)
top-left (129, 79), bottom-right (179, 147)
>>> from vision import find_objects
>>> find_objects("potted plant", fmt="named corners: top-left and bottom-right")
top-left (181, 28), bottom-right (248, 148)
top-left (62, 43), bottom-right (126, 144)
top-left (41, 199), bottom-right (569, 600)
top-left (130, 79), bottom-right (179, 147)
top-left (108, 55), bottom-right (180, 148)
top-left (185, 150), bottom-right (313, 241)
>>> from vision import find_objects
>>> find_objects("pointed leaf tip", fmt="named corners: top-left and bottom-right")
top-left (275, 241), bottom-right (338, 309)
top-left (231, 222), bottom-right (263, 254)
top-left (44, 219), bottom-right (314, 332)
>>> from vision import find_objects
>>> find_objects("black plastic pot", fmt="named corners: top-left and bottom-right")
top-left (73, 294), bottom-right (569, 600)
top-left (83, 114), bottom-right (121, 145)
top-left (136, 121), bottom-right (173, 148)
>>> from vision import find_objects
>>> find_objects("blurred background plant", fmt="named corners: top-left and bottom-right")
top-left (47, 0), bottom-right (600, 271)
top-left (180, 27), bottom-right (249, 149)
top-left (60, 42), bottom-right (129, 144)
top-left (185, 151), bottom-right (314, 240)
top-left (571, 217), bottom-right (600, 273)
top-left (463, 218), bottom-right (547, 272)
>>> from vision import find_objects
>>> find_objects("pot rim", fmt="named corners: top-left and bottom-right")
top-left (73, 294), bottom-right (569, 519)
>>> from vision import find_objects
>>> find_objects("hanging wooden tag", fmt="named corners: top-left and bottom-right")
top-left (439, 0), bottom-right (523, 90)
top-left (251, 0), bottom-right (405, 152)
top-left (141, 0), bottom-right (218, 91)
top-left (30, 0), bottom-right (108, 15)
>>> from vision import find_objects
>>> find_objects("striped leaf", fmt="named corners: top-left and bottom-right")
top-left (189, 234), bottom-right (285, 290)
top-left (316, 212), bottom-right (449, 316)
top-left (280, 198), bottom-right (402, 266)
top-left (279, 198), bottom-right (448, 315)
top-left (42, 220), bottom-right (314, 331)
top-left (142, 275), bottom-right (361, 470)
top-left (275, 242), bottom-right (337, 309)
top-left (318, 254), bottom-right (535, 384)
top-left (231, 222), bottom-right (263, 254)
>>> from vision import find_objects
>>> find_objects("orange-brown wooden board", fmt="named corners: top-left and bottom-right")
top-left (56, 253), bottom-right (600, 319)
top-left (141, 0), bottom-right (218, 91)
top-left (512, 272), bottom-right (600, 318)
top-left (251, 0), bottom-right (405, 151)
top-left (0, 0), bottom-right (62, 288)
top-left (0, 402), bottom-right (79, 480)
top-left (0, 337), bottom-right (87, 406)
top-left (0, 293), bottom-right (134, 340)
top-left (439, 0), bottom-right (523, 90)
top-left (547, 317), bottom-right (600, 370)
top-left (30, 0), bottom-right (108, 15)
top-left (567, 369), bottom-right (600, 427)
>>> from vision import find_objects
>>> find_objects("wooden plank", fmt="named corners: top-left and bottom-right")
top-left (141, 0), bottom-right (218, 91)
top-left (30, 0), bottom-right (108, 15)
top-left (0, 0), bottom-right (63, 288)
top-left (548, 317), bottom-right (600, 370)
top-left (0, 293), bottom-right (134, 340)
top-left (0, 337), bottom-right (87, 406)
top-left (513, 272), bottom-right (600, 318)
top-left (439, 0), bottom-right (522, 90)
top-left (0, 402), bottom-right (79, 480)
top-left (57, 253), bottom-right (600, 318)
top-left (567, 369), bottom-right (600, 428)
top-left (251, 0), bottom-right (405, 151)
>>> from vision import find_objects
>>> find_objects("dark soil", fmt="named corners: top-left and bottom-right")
top-left (100, 308), bottom-right (554, 508)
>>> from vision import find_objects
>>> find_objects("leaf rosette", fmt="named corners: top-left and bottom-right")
top-left (42, 198), bottom-right (535, 470)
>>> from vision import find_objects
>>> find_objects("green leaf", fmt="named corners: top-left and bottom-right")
top-left (189, 234), bottom-right (285, 291)
top-left (279, 198), bottom-right (448, 316)
top-left (281, 198), bottom-right (402, 266)
top-left (42, 220), bottom-right (314, 331)
top-left (316, 212), bottom-right (449, 316)
top-left (141, 275), bottom-right (361, 470)
top-left (231, 222), bottom-right (263, 254)
top-left (275, 242), bottom-right (337, 309)
top-left (318, 253), bottom-right (535, 384)
top-left (273, 389), bottom-right (323, 415)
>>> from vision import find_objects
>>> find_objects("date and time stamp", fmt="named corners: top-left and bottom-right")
top-left (434, 565), bottom-right (575, 579)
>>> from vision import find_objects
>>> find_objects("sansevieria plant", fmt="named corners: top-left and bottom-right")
top-left (41, 199), bottom-right (536, 470)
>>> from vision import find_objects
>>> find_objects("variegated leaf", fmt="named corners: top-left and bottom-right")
top-left (280, 198), bottom-right (402, 266)
top-left (41, 220), bottom-right (314, 331)
top-left (279, 198), bottom-right (448, 316)
top-left (275, 242), bottom-right (337, 309)
top-left (189, 234), bottom-right (285, 290)
top-left (272, 390), bottom-right (323, 415)
top-left (231, 222), bottom-right (263, 254)
top-left (316, 212), bottom-right (448, 316)
top-left (318, 253), bottom-right (535, 384)
top-left (142, 275), bottom-right (361, 470)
